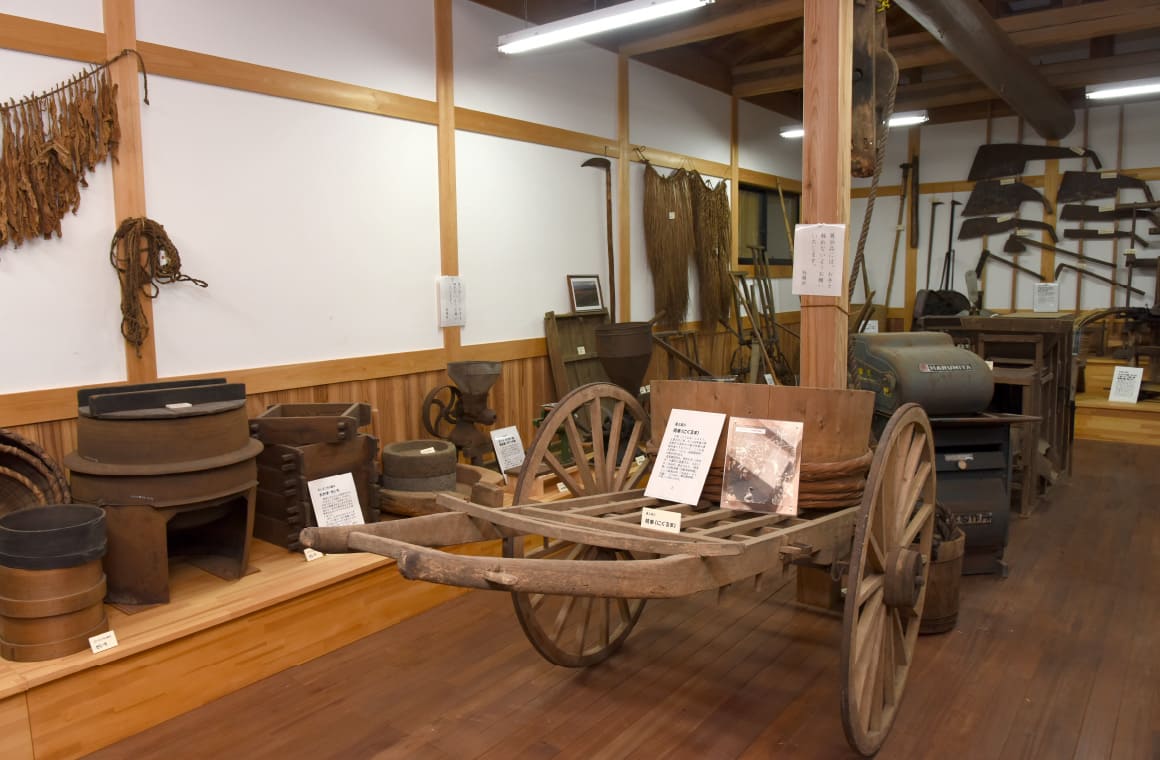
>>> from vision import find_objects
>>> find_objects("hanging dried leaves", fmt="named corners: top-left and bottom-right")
top-left (1, 50), bottom-right (147, 250)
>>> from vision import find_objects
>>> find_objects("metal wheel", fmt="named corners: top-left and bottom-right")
top-left (840, 403), bottom-right (936, 756)
top-left (506, 382), bottom-right (651, 667)
top-left (421, 384), bottom-right (460, 440)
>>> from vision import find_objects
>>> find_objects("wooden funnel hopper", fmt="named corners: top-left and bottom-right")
top-left (594, 322), bottom-right (653, 395)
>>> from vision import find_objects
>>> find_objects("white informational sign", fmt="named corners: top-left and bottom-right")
top-left (863, 320), bottom-right (879, 334)
top-left (1108, 366), bottom-right (1145, 404)
top-left (307, 472), bottom-right (365, 528)
top-left (645, 408), bottom-right (727, 506)
top-left (437, 275), bottom-right (466, 327)
top-left (640, 506), bottom-right (682, 534)
top-left (1033, 282), bottom-right (1060, 313)
top-left (89, 630), bottom-right (118, 654)
top-left (490, 425), bottom-right (525, 483)
top-left (791, 223), bottom-right (847, 297)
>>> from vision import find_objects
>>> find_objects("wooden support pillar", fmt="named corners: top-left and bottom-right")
top-left (1040, 139), bottom-right (1061, 282)
top-left (904, 127), bottom-right (921, 330)
top-left (103, 0), bottom-right (155, 383)
top-left (435, 0), bottom-right (460, 354)
top-left (617, 54), bottom-right (632, 321)
top-left (799, 0), bottom-right (853, 389)
top-left (730, 96), bottom-right (740, 268)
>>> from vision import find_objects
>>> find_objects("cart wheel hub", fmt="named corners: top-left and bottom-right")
top-left (884, 547), bottom-right (924, 609)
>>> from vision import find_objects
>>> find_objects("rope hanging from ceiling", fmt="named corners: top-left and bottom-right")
top-left (109, 217), bottom-right (207, 355)
top-left (1, 49), bottom-right (148, 250)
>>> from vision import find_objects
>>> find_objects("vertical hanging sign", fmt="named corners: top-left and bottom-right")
top-left (791, 223), bottom-right (846, 297)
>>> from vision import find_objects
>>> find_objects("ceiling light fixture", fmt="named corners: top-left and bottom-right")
top-left (498, 0), bottom-right (715, 55)
top-left (1086, 77), bottom-right (1160, 101)
top-left (778, 111), bottom-right (929, 139)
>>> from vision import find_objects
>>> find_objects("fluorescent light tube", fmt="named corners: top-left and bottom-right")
top-left (498, 0), bottom-right (714, 55)
top-left (1086, 78), bottom-right (1160, 100)
top-left (779, 111), bottom-right (928, 139)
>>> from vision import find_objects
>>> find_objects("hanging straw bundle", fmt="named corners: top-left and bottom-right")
top-left (643, 164), bottom-right (694, 330)
top-left (1, 50), bottom-right (147, 250)
top-left (690, 172), bottom-right (732, 329)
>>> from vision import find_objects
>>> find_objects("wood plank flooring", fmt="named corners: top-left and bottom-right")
top-left (87, 440), bottom-right (1160, 760)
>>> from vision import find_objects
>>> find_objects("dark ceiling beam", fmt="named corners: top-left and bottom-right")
top-left (894, 48), bottom-right (1160, 111)
top-left (890, 0), bottom-right (1074, 138)
top-left (733, 0), bottom-right (1160, 96)
top-left (618, 0), bottom-right (803, 57)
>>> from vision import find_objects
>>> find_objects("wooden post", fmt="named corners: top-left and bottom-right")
top-left (435, 0), bottom-right (460, 355)
top-left (1040, 139), bottom-right (1061, 283)
top-left (903, 127), bottom-right (921, 330)
top-left (799, 0), bottom-right (853, 389)
top-left (103, 0), bottom-right (155, 383)
top-left (617, 54), bottom-right (632, 322)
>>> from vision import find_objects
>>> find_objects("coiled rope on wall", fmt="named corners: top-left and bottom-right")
top-left (0, 49), bottom-right (148, 250)
top-left (109, 217), bottom-right (207, 355)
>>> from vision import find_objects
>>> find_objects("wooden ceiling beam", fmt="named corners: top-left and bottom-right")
top-left (618, 0), bottom-right (804, 57)
top-left (894, 48), bottom-right (1160, 111)
top-left (734, 0), bottom-right (1160, 96)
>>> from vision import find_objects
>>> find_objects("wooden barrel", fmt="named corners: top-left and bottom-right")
top-left (0, 506), bottom-right (109, 662)
top-left (920, 529), bottom-right (965, 635)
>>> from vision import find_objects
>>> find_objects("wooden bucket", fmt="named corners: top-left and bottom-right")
top-left (920, 529), bottom-right (965, 635)
top-left (0, 505), bottom-right (109, 661)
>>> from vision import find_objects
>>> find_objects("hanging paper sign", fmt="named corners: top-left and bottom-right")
top-left (791, 223), bottom-right (847, 297)
top-left (1033, 283), bottom-right (1059, 313)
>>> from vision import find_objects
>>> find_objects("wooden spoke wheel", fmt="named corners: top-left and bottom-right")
top-left (840, 403), bottom-right (936, 756)
top-left (507, 383), bottom-right (651, 667)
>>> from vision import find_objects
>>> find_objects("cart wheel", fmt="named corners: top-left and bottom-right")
top-left (507, 383), bottom-right (651, 667)
top-left (840, 403), bottom-right (936, 756)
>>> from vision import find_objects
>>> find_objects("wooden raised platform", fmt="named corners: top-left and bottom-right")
top-left (0, 538), bottom-right (493, 759)
top-left (1076, 357), bottom-right (1160, 447)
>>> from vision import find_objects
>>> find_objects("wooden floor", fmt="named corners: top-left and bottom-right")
top-left (88, 440), bottom-right (1160, 760)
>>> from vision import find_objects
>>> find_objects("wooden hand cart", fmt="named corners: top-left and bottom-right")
top-left (303, 381), bottom-right (937, 756)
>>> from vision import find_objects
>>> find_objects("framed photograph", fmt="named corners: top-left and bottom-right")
top-left (567, 275), bottom-right (604, 312)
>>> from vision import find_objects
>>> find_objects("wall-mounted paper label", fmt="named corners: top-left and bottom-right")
top-left (1099, 224), bottom-right (1115, 235)
top-left (89, 630), bottom-right (118, 654)
top-left (1108, 366), bottom-right (1144, 403)
top-left (791, 223), bottom-right (846, 297)
top-left (576, 345), bottom-right (586, 355)
top-left (304, 548), bottom-right (324, 562)
top-left (1000, 177), bottom-right (1015, 185)
top-left (640, 506), bottom-right (682, 534)
top-left (1099, 202), bottom-right (1115, 212)
top-left (1070, 146), bottom-right (1085, 155)
top-left (668, 211), bottom-right (676, 220)
top-left (1124, 248), bottom-right (1138, 256)
top-left (1033, 282), bottom-right (1060, 313)
top-left (490, 425), bottom-right (525, 481)
top-left (307, 472), bottom-right (364, 528)
top-left (437, 275), bottom-right (466, 327)
top-left (1101, 170), bottom-right (1117, 179)
top-left (645, 408), bottom-right (727, 506)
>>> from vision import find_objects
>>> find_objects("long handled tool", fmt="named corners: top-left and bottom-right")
top-left (1004, 234), bottom-right (1114, 269)
top-left (582, 157), bottom-right (616, 321)
top-left (1054, 263), bottom-right (1144, 297)
top-left (938, 200), bottom-right (961, 290)
top-left (925, 199), bottom-right (942, 289)
top-left (882, 162), bottom-right (914, 322)
top-left (966, 250), bottom-right (1045, 313)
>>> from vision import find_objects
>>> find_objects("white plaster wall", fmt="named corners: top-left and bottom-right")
top-left (737, 100), bottom-right (802, 179)
top-left (136, 0), bottom-right (436, 101)
top-left (0, 49), bottom-right (126, 393)
top-left (0, 0), bottom-right (101, 30)
top-left (456, 132), bottom-right (614, 343)
top-left (453, 0), bottom-right (617, 139)
top-left (629, 61), bottom-right (731, 166)
top-left (141, 77), bottom-right (443, 376)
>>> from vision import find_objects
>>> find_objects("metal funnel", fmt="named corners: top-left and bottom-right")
top-left (446, 361), bottom-right (501, 396)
